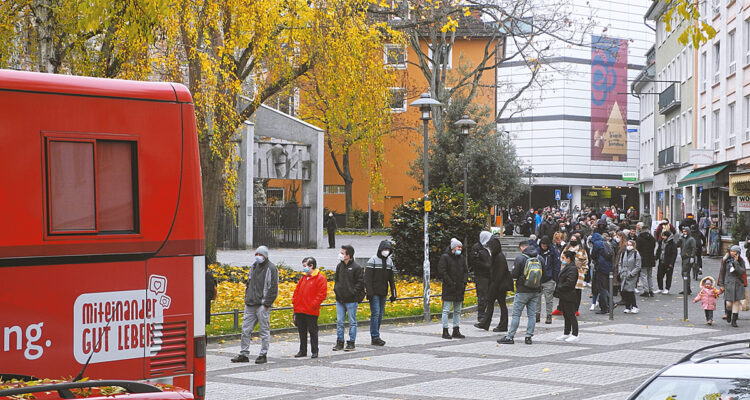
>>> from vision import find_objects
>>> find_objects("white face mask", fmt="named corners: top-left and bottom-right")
top-left (338, 253), bottom-right (346, 262)
top-left (255, 255), bottom-right (265, 264)
top-left (626, 245), bottom-right (633, 251)
top-left (381, 250), bottom-right (391, 258)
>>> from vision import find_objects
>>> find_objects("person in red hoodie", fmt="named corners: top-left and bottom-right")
top-left (292, 257), bottom-right (328, 358)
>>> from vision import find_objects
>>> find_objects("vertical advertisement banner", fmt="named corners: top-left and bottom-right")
top-left (591, 35), bottom-right (628, 161)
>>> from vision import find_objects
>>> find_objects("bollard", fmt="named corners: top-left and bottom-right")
top-left (233, 308), bottom-right (240, 331)
top-left (683, 275), bottom-right (689, 321)
top-left (608, 272), bottom-right (614, 321)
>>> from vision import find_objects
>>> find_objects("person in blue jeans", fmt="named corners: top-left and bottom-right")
top-left (498, 241), bottom-right (541, 345)
top-left (332, 244), bottom-right (365, 351)
top-left (438, 238), bottom-right (468, 339)
top-left (365, 240), bottom-right (397, 346)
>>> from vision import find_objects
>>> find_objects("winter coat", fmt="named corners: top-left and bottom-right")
top-left (469, 242), bottom-right (492, 278)
top-left (640, 212), bottom-right (652, 229)
top-left (512, 245), bottom-right (542, 293)
top-left (245, 259), bottom-right (279, 308)
top-left (538, 245), bottom-right (561, 283)
top-left (693, 277), bottom-right (719, 311)
top-left (718, 255), bottom-right (747, 302)
top-left (326, 215), bottom-right (337, 232)
top-left (365, 240), bottom-right (397, 298)
top-left (554, 263), bottom-right (578, 303)
top-left (539, 220), bottom-right (557, 241)
top-left (678, 234), bottom-right (697, 260)
top-left (292, 270), bottom-right (328, 316)
top-left (562, 243), bottom-right (589, 289)
top-left (635, 231), bottom-right (657, 268)
top-left (334, 259), bottom-right (365, 303)
top-left (612, 242), bottom-right (626, 286)
top-left (487, 236), bottom-right (514, 294)
top-left (438, 250), bottom-right (468, 302)
top-left (618, 249), bottom-right (642, 292)
top-left (659, 235), bottom-right (678, 268)
top-left (590, 233), bottom-right (613, 274)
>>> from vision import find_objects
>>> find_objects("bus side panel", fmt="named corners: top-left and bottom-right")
top-left (0, 261), bottom-right (147, 380)
top-left (158, 103), bottom-right (204, 258)
top-left (144, 257), bottom-right (194, 379)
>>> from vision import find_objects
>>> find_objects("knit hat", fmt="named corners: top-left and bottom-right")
top-left (479, 231), bottom-right (492, 247)
top-left (450, 238), bottom-right (463, 250)
top-left (529, 234), bottom-right (537, 241)
top-left (255, 245), bottom-right (269, 258)
top-left (540, 236), bottom-right (552, 246)
top-left (731, 245), bottom-right (741, 253)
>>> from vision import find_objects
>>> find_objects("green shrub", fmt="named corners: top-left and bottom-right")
top-left (389, 185), bottom-right (487, 277)
top-left (732, 212), bottom-right (749, 244)
top-left (347, 208), bottom-right (384, 229)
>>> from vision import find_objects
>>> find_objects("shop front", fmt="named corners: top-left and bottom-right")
top-left (679, 162), bottom-right (734, 255)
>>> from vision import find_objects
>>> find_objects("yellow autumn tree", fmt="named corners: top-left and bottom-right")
top-left (298, 15), bottom-right (399, 223)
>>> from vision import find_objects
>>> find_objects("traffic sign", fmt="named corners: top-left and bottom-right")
top-left (627, 128), bottom-right (638, 133)
top-left (566, 192), bottom-right (573, 200)
top-left (554, 190), bottom-right (561, 201)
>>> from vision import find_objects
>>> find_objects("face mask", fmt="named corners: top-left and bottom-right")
top-left (338, 253), bottom-right (346, 262)
top-left (562, 260), bottom-right (568, 266)
top-left (615, 238), bottom-right (621, 243)
top-left (570, 241), bottom-right (578, 246)
top-left (626, 245), bottom-right (633, 251)
top-left (683, 233), bottom-right (688, 237)
top-left (302, 266), bottom-right (310, 274)
top-left (455, 249), bottom-right (462, 256)
top-left (381, 250), bottom-right (391, 257)
top-left (561, 227), bottom-right (566, 231)
top-left (255, 255), bottom-right (265, 264)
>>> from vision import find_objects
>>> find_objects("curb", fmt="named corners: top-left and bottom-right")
top-left (207, 304), bottom-right (479, 343)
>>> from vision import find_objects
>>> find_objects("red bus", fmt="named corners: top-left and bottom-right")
top-left (0, 70), bottom-right (206, 399)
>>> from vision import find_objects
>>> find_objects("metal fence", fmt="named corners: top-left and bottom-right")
top-left (253, 205), bottom-right (312, 248)
top-left (210, 287), bottom-right (490, 332)
top-left (217, 207), bottom-right (240, 250)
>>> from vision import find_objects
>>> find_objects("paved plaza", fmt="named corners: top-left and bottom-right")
top-left (208, 244), bottom-right (749, 400)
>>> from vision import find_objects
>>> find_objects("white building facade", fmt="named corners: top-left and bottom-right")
top-left (497, 0), bottom-right (653, 211)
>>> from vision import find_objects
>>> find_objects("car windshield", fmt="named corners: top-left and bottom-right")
top-left (634, 376), bottom-right (750, 400)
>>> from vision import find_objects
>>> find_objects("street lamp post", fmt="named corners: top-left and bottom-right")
top-left (526, 166), bottom-right (533, 210)
top-left (455, 115), bottom-right (476, 245)
top-left (410, 93), bottom-right (442, 322)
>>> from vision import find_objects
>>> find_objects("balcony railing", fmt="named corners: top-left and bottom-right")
top-left (658, 146), bottom-right (679, 169)
top-left (659, 83), bottom-right (680, 114)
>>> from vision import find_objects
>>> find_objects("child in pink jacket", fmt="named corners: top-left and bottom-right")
top-left (693, 276), bottom-right (720, 325)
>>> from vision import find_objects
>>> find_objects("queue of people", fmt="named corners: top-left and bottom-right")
top-left (228, 207), bottom-right (746, 363)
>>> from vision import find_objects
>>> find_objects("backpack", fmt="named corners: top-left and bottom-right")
top-left (522, 255), bottom-right (543, 289)
top-left (601, 241), bottom-right (614, 261)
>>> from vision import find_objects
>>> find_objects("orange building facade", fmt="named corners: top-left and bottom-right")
top-left (323, 36), bottom-right (502, 226)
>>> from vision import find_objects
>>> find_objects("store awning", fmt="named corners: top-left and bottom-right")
top-left (678, 164), bottom-right (729, 187)
top-left (730, 171), bottom-right (750, 196)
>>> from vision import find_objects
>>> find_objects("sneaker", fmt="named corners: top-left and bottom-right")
top-left (493, 325), bottom-right (507, 332)
top-left (662, 289), bottom-right (669, 294)
top-left (552, 309), bottom-right (563, 316)
top-left (254, 354), bottom-right (267, 364)
top-left (639, 292), bottom-right (650, 298)
top-left (707, 320), bottom-right (713, 325)
top-left (595, 309), bottom-right (609, 315)
top-left (545, 315), bottom-right (553, 324)
top-left (497, 337), bottom-right (514, 344)
top-left (294, 351), bottom-right (307, 358)
top-left (524, 337), bottom-right (533, 345)
top-left (565, 335), bottom-right (580, 343)
top-left (649, 291), bottom-right (655, 297)
top-left (474, 323), bottom-right (489, 331)
top-left (371, 338), bottom-right (386, 346)
top-left (555, 334), bottom-right (570, 341)
top-left (344, 341), bottom-right (355, 351)
top-left (311, 353), bottom-right (318, 359)
top-left (630, 307), bottom-right (639, 314)
top-left (230, 354), bottom-right (249, 363)
top-left (623, 308), bottom-right (631, 314)
top-left (589, 302), bottom-right (598, 311)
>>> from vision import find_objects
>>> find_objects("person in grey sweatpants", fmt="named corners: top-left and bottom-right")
top-left (232, 246), bottom-right (279, 365)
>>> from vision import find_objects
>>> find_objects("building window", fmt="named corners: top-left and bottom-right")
top-left (384, 44), bottom-right (406, 69)
top-left (323, 185), bottom-right (345, 194)
top-left (745, 95), bottom-right (750, 142)
top-left (268, 88), bottom-right (299, 117)
top-left (388, 87), bottom-right (406, 112)
top-left (701, 114), bottom-right (707, 146)
top-left (713, 42), bottom-right (721, 84)
top-left (712, 0), bottom-right (721, 17)
top-left (427, 45), bottom-right (453, 69)
top-left (266, 187), bottom-right (285, 204)
top-left (713, 109), bottom-right (721, 150)
top-left (744, 19), bottom-right (750, 65)
top-left (701, 51), bottom-right (707, 91)
top-left (729, 30), bottom-right (736, 75)
top-left (729, 102), bottom-right (736, 146)
top-left (47, 139), bottom-right (138, 234)
top-left (388, 0), bottom-right (410, 21)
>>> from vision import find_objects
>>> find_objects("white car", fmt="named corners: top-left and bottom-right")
top-left (628, 340), bottom-right (750, 399)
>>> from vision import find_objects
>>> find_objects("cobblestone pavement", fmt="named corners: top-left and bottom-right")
top-left (209, 244), bottom-right (746, 399)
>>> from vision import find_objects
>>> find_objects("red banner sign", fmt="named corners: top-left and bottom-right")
top-left (591, 35), bottom-right (628, 162)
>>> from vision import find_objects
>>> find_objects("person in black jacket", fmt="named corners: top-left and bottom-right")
top-left (635, 222), bottom-right (657, 297)
top-left (365, 240), bottom-right (397, 346)
top-left (326, 212), bottom-right (338, 248)
top-left (333, 244), bottom-right (364, 351)
top-left (656, 231), bottom-right (678, 294)
top-left (470, 231), bottom-right (493, 326)
top-left (438, 238), bottom-right (468, 339)
top-left (475, 234), bottom-right (513, 332)
top-left (554, 250), bottom-right (580, 342)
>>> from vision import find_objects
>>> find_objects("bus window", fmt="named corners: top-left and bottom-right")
top-left (47, 139), bottom-right (138, 235)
